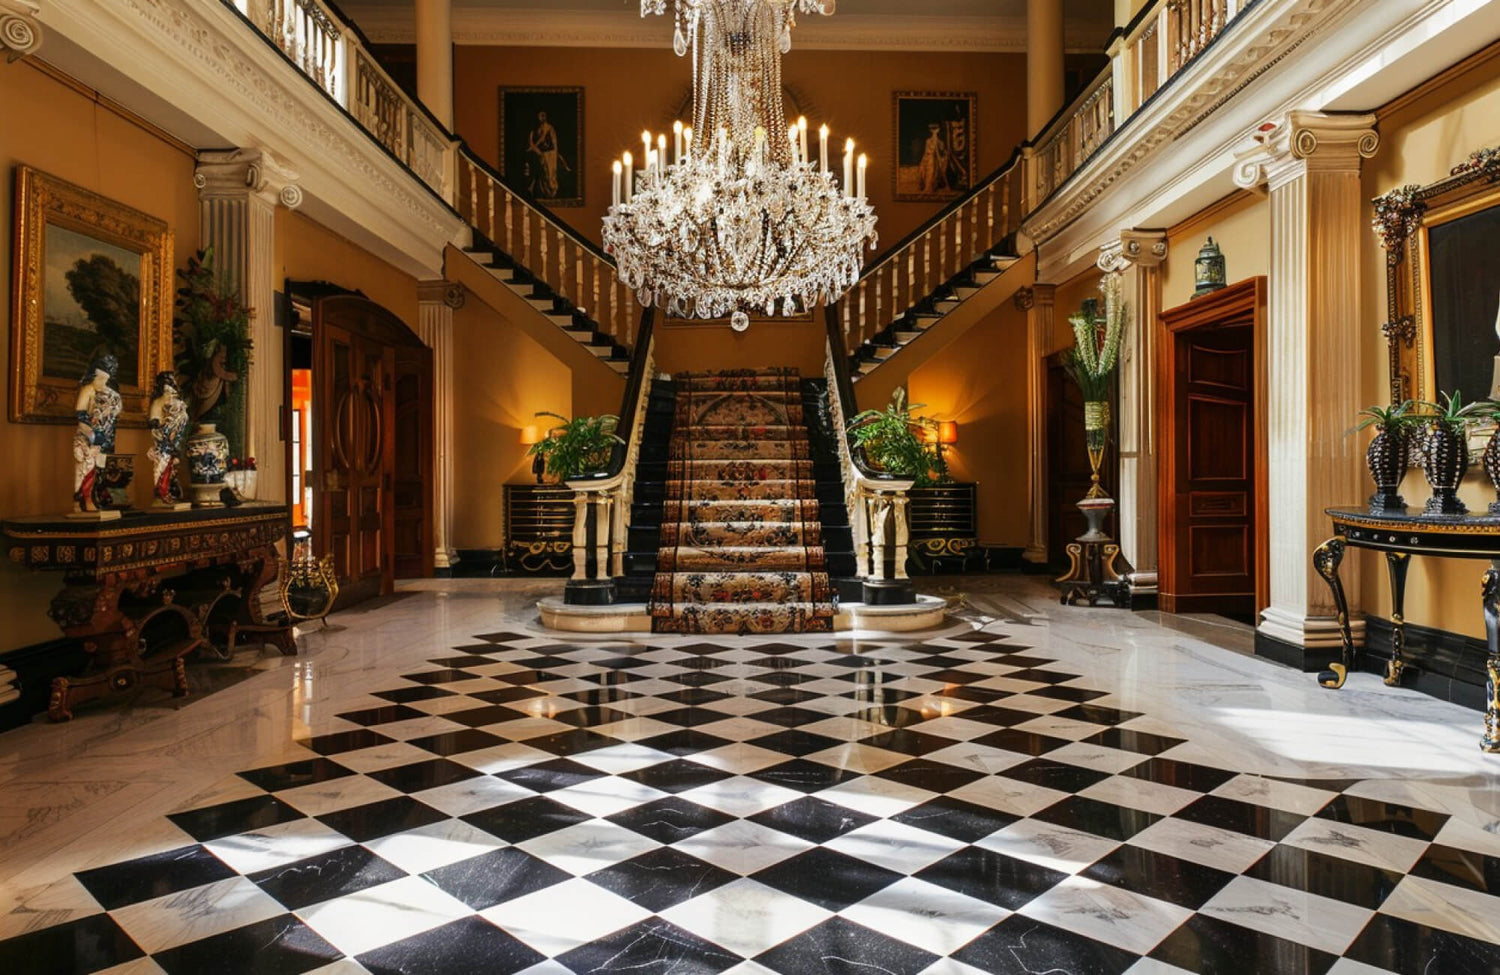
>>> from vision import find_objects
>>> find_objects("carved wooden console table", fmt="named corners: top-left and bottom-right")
top-left (1315, 507), bottom-right (1500, 753)
top-left (2, 504), bottom-right (294, 721)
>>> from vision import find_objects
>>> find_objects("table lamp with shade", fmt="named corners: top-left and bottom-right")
top-left (520, 425), bottom-right (546, 483)
top-left (935, 421), bottom-right (958, 481)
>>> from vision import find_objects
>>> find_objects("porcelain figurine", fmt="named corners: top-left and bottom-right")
top-left (147, 371), bottom-right (190, 509)
top-left (70, 355), bottom-right (122, 519)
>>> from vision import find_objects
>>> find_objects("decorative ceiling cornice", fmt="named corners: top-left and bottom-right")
top-left (340, 8), bottom-right (1112, 53)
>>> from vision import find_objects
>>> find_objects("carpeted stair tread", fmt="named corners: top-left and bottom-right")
top-left (649, 368), bottom-right (835, 635)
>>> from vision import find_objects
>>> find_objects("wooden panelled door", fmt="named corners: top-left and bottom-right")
top-left (311, 295), bottom-right (432, 608)
top-left (1158, 279), bottom-right (1268, 619)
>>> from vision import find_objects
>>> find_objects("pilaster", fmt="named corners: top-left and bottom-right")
top-left (194, 148), bottom-right (301, 503)
top-left (417, 280), bottom-right (464, 570)
top-left (1, 1), bottom-right (42, 61)
top-left (1098, 229), bottom-right (1167, 582)
top-left (1019, 284), bottom-right (1056, 564)
top-left (1234, 111), bottom-right (1377, 649)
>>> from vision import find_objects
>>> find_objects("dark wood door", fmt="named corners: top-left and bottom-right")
top-left (313, 301), bottom-right (397, 607)
top-left (1159, 279), bottom-right (1266, 619)
top-left (393, 344), bottom-right (434, 579)
top-left (1047, 353), bottom-right (1115, 568)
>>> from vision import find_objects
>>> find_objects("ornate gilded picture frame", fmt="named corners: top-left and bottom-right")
top-left (1374, 145), bottom-right (1500, 405)
top-left (10, 166), bottom-right (173, 426)
top-left (500, 87), bottom-right (585, 208)
top-left (893, 92), bottom-right (978, 203)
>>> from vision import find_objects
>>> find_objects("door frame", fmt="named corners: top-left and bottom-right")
top-left (1157, 277), bottom-right (1269, 615)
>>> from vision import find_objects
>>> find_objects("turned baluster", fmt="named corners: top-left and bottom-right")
top-left (503, 191), bottom-right (515, 256)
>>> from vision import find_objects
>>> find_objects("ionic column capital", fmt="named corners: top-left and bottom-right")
top-left (194, 148), bottom-right (303, 210)
top-left (1233, 111), bottom-right (1379, 190)
top-left (418, 280), bottom-right (467, 310)
top-left (1014, 284), bottom-right (1056, 312)
top-left (1, 1), bottom-right (42, 62)
top-left (1098, 228), bottom-right (1168, 273)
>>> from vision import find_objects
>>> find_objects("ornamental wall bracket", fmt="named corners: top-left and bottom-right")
top-left (0, 0), bottom-right (41, 62)
top-left (194, 148), bottom-right (303, 210)
top-left (1098, 229), bottom-right (1168, 273)
top-left (1014, 287), bottom-right (1036, 312)
top-left (1232, 110), bottom-right (1379, 190)
top-left (419, 280), bottom-right (467, 310)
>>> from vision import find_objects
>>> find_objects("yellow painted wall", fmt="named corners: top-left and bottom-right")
top-left (1162, 192), bottom-right (1270, 312)
top-left (1357, 51), bottom-right (1500, 640)
top-left (654, 320), bottom-right (826, 377)
top-left (274, 210), bottom-right (421, 330)
top-left (0, 62), bottom-right (203, 651)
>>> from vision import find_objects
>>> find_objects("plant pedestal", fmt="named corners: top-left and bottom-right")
top-left (1056, 499), bottom-right (1126, 607)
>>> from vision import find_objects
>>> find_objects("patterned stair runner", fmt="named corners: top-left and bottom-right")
top-left (649, 369), bottom-right (835, 634)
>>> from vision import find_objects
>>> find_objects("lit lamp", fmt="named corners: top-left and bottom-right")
top-left (935, 421), bottom-right (958, 480)
top-left (520, 425), bottom-right (546, 483)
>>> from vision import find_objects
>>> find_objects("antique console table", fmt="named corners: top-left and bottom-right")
top-left (2, 504), bottom-right (294, 720)
top-left (1315, 506), bottom-right (1499, 753)
top-left (908, 483), bottom-right (978, 573)
top-left (503, 484), bottom-right (574, 574)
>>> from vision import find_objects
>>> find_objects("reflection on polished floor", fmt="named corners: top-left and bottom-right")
top-left (1, 577), bottom-right (1498, 975)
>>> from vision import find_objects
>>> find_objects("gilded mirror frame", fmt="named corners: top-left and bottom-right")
top-left (1375, 145), bottom-right (1500, 406)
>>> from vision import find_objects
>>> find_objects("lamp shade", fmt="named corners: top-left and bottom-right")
top-left (937, 421), bottom-right (959, 445)
top-left (519, 425), bottom-right (543, 446)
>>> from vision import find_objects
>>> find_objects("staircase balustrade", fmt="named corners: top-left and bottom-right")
top-left (563, 311), bottom-right (657, 605)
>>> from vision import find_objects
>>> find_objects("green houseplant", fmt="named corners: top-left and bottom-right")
top-left (1352, 400), bottom-right (1416, 512)
top-left (528, 412), bottom-right (624, 481)
top-left (1415, 391), bottom-right (1489, 515)
top-left (1064, 274), bottom-right (1127, 501)
top-left (174, 248), bottom-right (252, 456)
top-left (847, 388), bottom-right (940, 486)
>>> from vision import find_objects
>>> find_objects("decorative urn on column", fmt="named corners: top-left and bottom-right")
top-left (1193, 237), bottom-right (1227, 297)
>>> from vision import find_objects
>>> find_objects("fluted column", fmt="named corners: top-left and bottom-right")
top-left (1020, 285), bottom-right (1057, 564)
top-left (194, 148), bottom-right (302, 503)
top-left (1027, 0), bottom-right (1066, 137)
top-left (415, 0), bottom-right (454, 129)
top-left (1233, 111), bottom-right (1378, 650)
top-left (1099, 230), bottom-right (1167, 582)
top-left (417, 280), bottom-right (464, 570)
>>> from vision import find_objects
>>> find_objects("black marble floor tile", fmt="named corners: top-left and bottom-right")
top-left (1054, 704), bottom-right (1144, 725)
top-left (749, 686), bottom-right (825, 705)
top-left (1006, 667), bottom-right (1083, 685)
top-left (316, 796), bottom-right (448, 843)
top-left (662, 670), bottom-right (732, 687)
top-left (1315, 793), bottom-right (1451, 841)
top-left (494, 669), bottom-right (565, 686)
top-left (0, 913), bottom-right (143, 974)
top-left (753, 705), bottom-right (838, 728)
top-left (1150, 913), bottom-right (1338, 975)
top-left (404, 728), bottom-right (507, 756)
top-left (839, 685), bottom-right (925, 705)
top-left (1082, 728), bottom-right (1188, 755)
top-left (549, 704), bottom-right (635, 727)
top-left (152, 914), bottom-right (341, 975)
top-left (848, 704), bottom-right (928, 728)
top-left (296, 729), bottom-right (396, 755)
top-left (658, 687), bottom-right (736, 707)
top-left (747, 796), bottom-right (879, 844)
top-left (1033, 796), bottom-right (1163, 841)
top-left (168, 794), bottom-right (304, 842)
top-left (421, 847), bottom-right (569, 910)
top-left (1245, 843), bottom-right (1405, 909)
top-left (358, 915), bottom-right (544, 975)
top-left (755, 916), bottom-right (939, 975)
top-left (586, 847), bottom-right (736, 912)
top-left (914, 845), bottom-right (1068, 909)
top-left (590, 655), bottom-right (654, 670)
top-left (747, 670), bottom-right (824, 688)
top-left (891, 795), bottom-right (1021, 843)
top-left (472, 631), bottom-right (532, 643)
top-left (562, 686), bottom-right (643, 707)
top-left (952, 914), bottom-right (1138, 975)
top-left (557, 918), bottom-right (741, 975)
top-left (873, 758), bottom-right (988, 792)
top-left (510, 654), bottom-right (576, 669)
top-left (333, 704), bottom-right (425, 726)
top-left (1344, 912), bottom-right (1500, 974)
top-left (999, 757), bottom-right (1112, 793)
top-left (1082, 844), bottom-right (1235, 909)
top-left (752, 847), bottom-right (904, 912)
top-left (650, 706), bottom-right (737, 728)
top-left (1174, 794), bottom-right (1306, 842)
top-left (1408, 842), bottom-right (1500, 895)
top-left (442, 704), bottom-right (529, 728)
top-left (972, 728), bottom-right (1070, 756)
top-left (748, 759), bottom-right (860, 794)
top-left (1120, 756), bottom-right (1237, 793)
top-left (746, 729), bottom-right (845, 757)
top-left (461, 795), bottom-right (592, 843)
top-left (371, 685), bottom-right (456, 704)
top-left (524, 728), bottom-right (621, 756)
top-left (469, 685), bottom-right (548, 705)
top-left (854, 728), bottom-right (953, 757)
top-left (494, 757), bottom-right (607, 793)
top-left (621, 757), bottom-right (733, 794)
top-left (427, 654), bottom-right (497, 668)
top-left (74, 844), bottom-right (238, 910)
top-left (249, 844), bottom-right (404, 910)
top-left (400, 668), bottom-right (478, 684)
top-left (1027, 684), bottom-right (1110, 703)
top-left (364, 757), bottom-right (482, 793)
top-left (950, 705), bottom-right (1045, 728)
top-left (607, 795), bottom-right (736, 844)
top-left (237, 757), bottom-right (355, 793)
top-left (922, 668), bottom-right (989, 685)
top-left (931, 684), bottom-right (1011, 703)
top-left (636, 728), bottom-right (735, 757)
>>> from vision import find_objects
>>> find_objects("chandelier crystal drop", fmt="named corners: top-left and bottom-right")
top-left (603, 0), bottom-right (878, 330)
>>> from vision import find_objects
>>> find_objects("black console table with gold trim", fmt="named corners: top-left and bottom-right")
top-left (2, 504), bottom-right (294, 721)
top-left (1316, 506), bottom-right (1499, 753)
top-left (503, 484), bottom-right (574, 574)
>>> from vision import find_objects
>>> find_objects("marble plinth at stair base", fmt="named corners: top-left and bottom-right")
top-left (539, 595), bottom-right (949, 633)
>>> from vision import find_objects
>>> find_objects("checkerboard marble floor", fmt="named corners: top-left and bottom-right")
top-left (2, 578), bottom-right (1499, 974)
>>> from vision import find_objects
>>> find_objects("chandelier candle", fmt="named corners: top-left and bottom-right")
top-left (603, 0), bottom-right (878, 331)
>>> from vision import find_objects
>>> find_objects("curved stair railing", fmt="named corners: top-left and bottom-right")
top-left (824, 308), bottom-right (916, 605)
top-left (563, 309), bottom-right (657, 604)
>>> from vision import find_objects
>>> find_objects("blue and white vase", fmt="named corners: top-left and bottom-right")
top-left (185, 422), bottom-right (229, 506)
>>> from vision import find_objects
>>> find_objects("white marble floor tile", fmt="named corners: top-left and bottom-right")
top-left (979, 818), bottom-right (1123, 875)
top-left (202, 818), bottom-right (354, 874)
top-left (546, 775), bottom-right (670, 818)
top-left (672, 819), bottom-right (815, 874)
top-left (1198, 875), bottom-right (1374, 955)
top-left (0, 874), bottom-right (103, 941)
top-left (1080, 775), bottom-right (1202, 816)
top-left (948, 775), bottom-right (1069, 818)
top-left (660, 878), bottom-right (830, 957)
top-left (1380, 874), bottom-right (1500, 944)
top-left (276, 774), bottom-right (403, 818)
top-left (825, 819), bottom-right (967, 874)
top-left (676, 776), bottom-right (804, 818)
top-left (412, 774), bottom-right (533, 818)
top-left (1018, 874), bottom-right (1191, 955)
top-left (840, 876), bottom-right (1010, 955)
top-left (818, 775), bottom-right (936, 819)
top-left (296, 875), bottom-right (473, 956)
top-left (515, 819), bottom-right (662, 876)
top-left (684, 743), bottom-right (792, 776)
top-left (1126, 818), bottom-right (1276, 874)
top-left (109, 876), bottom-right (284, 954)
top-left (1211, 773), bottom-right (1340, 816)
top-left (479, 877), bottom-right (651, 956)
top-left (1280, 818), bottom-right (1431, 873)
top-left (361, 818), bottom-right (506, 875)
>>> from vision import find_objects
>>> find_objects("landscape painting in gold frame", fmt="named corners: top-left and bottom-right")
top-left (10, 165), bottom-right (173, 426)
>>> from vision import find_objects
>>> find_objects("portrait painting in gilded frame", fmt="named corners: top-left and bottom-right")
top-left (10, 166), bottom-right (173, 426)
top-left (894, 92), bottom-right (977, 203)
top-left (500, 87), bottom-right (585, 208)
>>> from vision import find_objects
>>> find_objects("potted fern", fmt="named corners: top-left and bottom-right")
top-left (527, 412), bottom-right (624, 481)
top-left (1352, 401), bottom-right (1415, 513)
top-left (1417, 391), bottom-right (1487, 514)
top-left (1064, 274), bottom-right (1127, 503)
top-left (847, 388), bottom-right (940, 485)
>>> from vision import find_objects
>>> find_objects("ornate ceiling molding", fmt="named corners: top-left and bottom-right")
top-left (341, 7), bottom-right (1112, 53)
top-left (1232, 110), bottom-right (1379, 190)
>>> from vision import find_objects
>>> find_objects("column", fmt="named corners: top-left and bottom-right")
top-left (1233, 111), bottom-right (1378, 652)
top-left (0, 1), bottom-right (43, 61)
top-left (1027, 0), bottom-right (1066, 137)
top-left (194, 148), bottom-right (302, 504)
top-left (415, 0), bottom-right (454, 129)
top-left (1099, 229), bottom-right (1167, 585)
top-left (1019, 285), bottom-right (1057, 564)
top-left (416, 280), bottom-right (463, 570)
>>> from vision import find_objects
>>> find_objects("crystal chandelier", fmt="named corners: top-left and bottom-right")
top-left (602, 0), bottom-right (878, 331)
